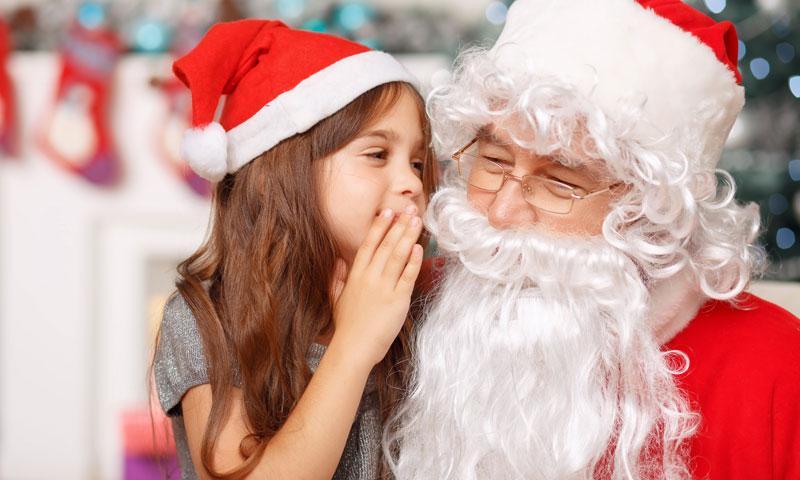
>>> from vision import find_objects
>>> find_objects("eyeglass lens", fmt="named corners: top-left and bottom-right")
top-left (459, 153), bottom-right (576, 214)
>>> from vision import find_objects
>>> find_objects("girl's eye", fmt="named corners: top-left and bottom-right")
top-left (367, 150), bottom-right (387, 160)
top-left (411, 160), bottom-right (424, 174)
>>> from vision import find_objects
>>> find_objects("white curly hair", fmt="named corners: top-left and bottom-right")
top-left (428, 46), bottom-right (766, 299)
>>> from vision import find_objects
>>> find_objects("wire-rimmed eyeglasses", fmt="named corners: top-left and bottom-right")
top-left (453, 138), bottom-right (618, 215)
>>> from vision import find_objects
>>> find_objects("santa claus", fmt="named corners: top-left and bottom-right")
top-left (386, 0), bottom-right (800, 478)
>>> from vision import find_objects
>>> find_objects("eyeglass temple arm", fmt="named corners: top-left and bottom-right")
top-left (571, 182), bottom-right (623, 200)
top-left (452, 137), bottom-right (478, 159)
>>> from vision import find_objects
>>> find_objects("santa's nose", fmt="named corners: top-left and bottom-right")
top-left (486, 180), bottom-right (537, 229)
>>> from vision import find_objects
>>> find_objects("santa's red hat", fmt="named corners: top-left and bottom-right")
top-left (492, 0), bottom-right (744, 169)
top-left (175, 20), bottom-right (417, 182)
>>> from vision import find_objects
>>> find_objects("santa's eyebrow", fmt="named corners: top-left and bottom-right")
top-left (475, 127), bottom-right (512, 147)
top-left (545, 154), bottom-right (614, 184)
top-left (543, 161), bottom-right (591, 179)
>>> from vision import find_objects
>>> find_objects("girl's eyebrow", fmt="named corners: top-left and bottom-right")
top-left (359, 129), bottom-right (398, 141)
top-left (360, 129), bottom-right (426, 154)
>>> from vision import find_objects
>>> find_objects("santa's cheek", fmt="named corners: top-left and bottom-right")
top-left (466, 188), bottom-right (493, 214)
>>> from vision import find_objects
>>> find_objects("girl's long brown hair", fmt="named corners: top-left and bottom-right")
top-left (166, 81), bottom-right (436, 479)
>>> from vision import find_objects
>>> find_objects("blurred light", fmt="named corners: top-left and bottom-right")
top-left (776, 42), bottom-right (795, 63)
top-left (77, 2), bottom-right (105, 30)
top-left (777, 227), bottom-right (796, 249)
top-left (769, 193), bottom-right (789, 215)
top-left (788, 159), bottom-right (800, 180)
top-left (133, 20), bottom-right (170, 53)
top-left (790, 76), bottom-right (800, 98)
top-left (276, 0), bottom-right (306, 19)
top-left (749, 58), bottom-right (770, 79)
top-left (737, 40), bottom-right (746, 60)
top-left (301, 18), bottom-right (327, 33)
top-left (704, 0), bottom-right (726, 14)
top-left (334, 3), bottom-right (373, 33)
top-left (772, 18), bottom-right (790, 38)
top-left (486, 2), bottom-right (508, 25)
top-left (357, 38), bottom-right (380, 49)
top-left (756, 0), bottom-right (788, 13)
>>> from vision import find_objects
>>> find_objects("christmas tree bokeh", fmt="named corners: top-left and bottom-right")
top-left (690, 0), bottom-right (800, 279)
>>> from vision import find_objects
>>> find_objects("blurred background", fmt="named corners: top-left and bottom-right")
top-left (0, 0), bottom-right (797, 478)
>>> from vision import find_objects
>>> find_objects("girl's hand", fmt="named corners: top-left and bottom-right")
top-left (183, 207), bottom-right (422, 479)
top-left (330, 205), bottom-right (424, 368)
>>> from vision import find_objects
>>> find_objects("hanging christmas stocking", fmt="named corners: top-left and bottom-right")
top-left (0, 19), bottom-right (17, 158)
top-left (152, 75), bottom-right (211, 197)
top-left (39, 23), bottom-right (121, 186)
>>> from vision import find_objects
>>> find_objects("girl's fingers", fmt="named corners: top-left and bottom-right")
top-left (395, 244), bottom-right (424, 293)
top-left (351, 208), bottom-right (394, 272)
top-left (381, 215), bottom-right (423, 281)
top-left (369, 205), bottom-right (419, 273)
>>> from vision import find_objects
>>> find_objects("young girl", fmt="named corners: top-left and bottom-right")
top-left (152, 20), bottom-right (437, 479)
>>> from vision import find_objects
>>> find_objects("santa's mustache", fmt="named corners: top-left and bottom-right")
top-left (424, 186), bottom-right (645, 305)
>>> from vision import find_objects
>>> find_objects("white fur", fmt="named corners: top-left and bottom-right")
top-left (492, 0), bottom-right (744, 170)
top-left (386, 188), bottom-right (698, 479)
top-left (427, 46), bottom-right (765, 301)
top-left (180, 122), bottom-right (228, 182)
top-left (225, 50), bottom-right (417, 172)
top-left (648, 269), bottom-right (708, 343)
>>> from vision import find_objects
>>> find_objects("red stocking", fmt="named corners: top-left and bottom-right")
top-left (39, 23), bottom-right (121, 186)
top-left (0, 19), bottom-right (17, 158)
top-left (152, 76), bottom-right (211, 197)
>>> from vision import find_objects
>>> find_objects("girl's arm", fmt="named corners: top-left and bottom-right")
top-left (182, 207), bottom-right (424, 479)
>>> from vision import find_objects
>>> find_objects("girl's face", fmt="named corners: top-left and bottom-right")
top-left (319, 88), bottom-right (428, 264)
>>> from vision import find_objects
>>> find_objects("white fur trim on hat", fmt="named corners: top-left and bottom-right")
top-left (492, 0), bottom-right (743, 169)
top-left (180, 122), bottom-right (229, 182)
top-left (648, 268), bottom-right (708, 343)
top-left (226, 50), bottom-right (418, 172)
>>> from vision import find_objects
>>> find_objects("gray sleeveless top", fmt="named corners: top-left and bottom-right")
top-left (154, 294), bottom-right (381, 479)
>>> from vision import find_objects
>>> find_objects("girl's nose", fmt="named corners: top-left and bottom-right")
top-left (397, 164), bottom-right (423, 198)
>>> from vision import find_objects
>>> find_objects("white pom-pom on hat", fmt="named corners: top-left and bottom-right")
top-left (180, 122), bottom-right (229, 182)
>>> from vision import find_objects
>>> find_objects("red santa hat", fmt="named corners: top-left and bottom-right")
top-left (175, 20), bottom-right (417, 182)
top-left (491, 0), bottom-right (744, 169)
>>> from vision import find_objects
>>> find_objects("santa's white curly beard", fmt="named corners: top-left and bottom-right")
top-left (385, 187), bottom-right (697, 480)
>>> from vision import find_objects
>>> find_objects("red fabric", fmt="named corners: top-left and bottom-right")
top-left (666, 293), bottom-right (800, 479)
top-left (173, 19), bottom-right (371, 130)
top-left (635, 0), bottom-right (742, 84)
top-left (0, 19), bottom-right (17, 157)
top-left (415, 256), bottom-right (446, 297)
